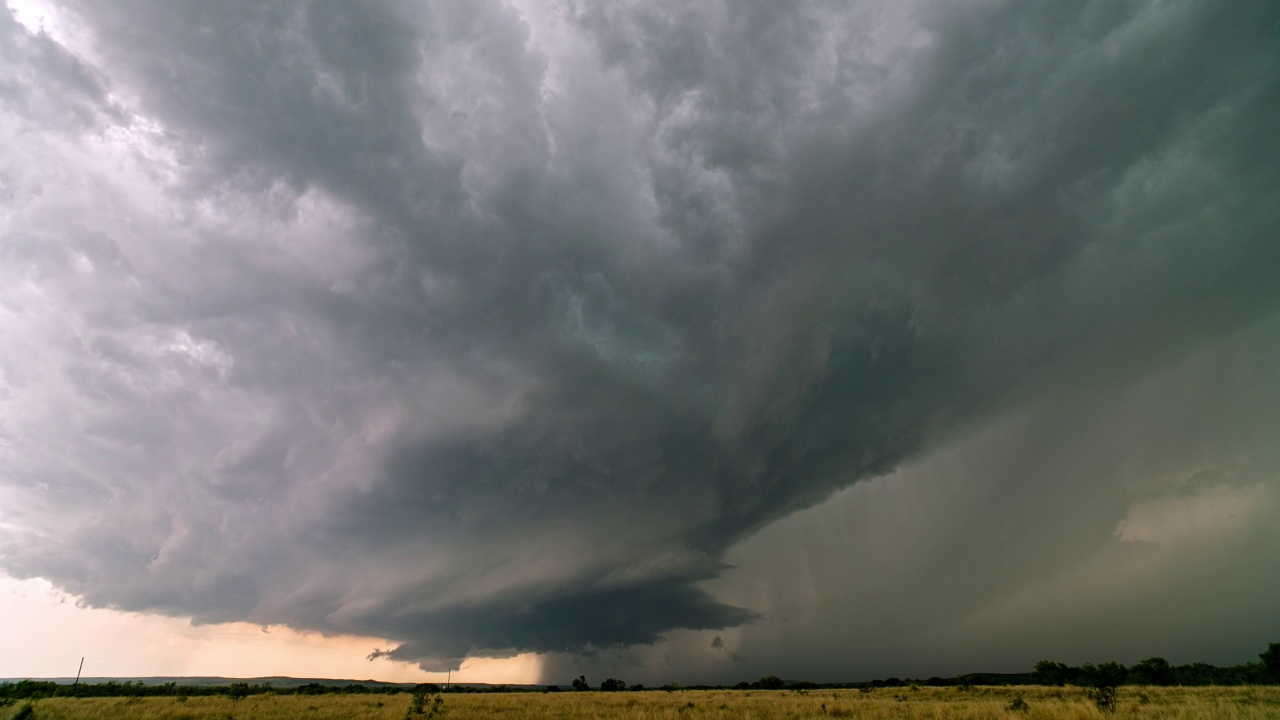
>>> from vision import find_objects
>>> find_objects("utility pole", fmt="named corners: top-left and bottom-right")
top-left (74, 657), bottom-right (84, 686)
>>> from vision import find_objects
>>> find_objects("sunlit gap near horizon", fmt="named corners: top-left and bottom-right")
top-left (0, 577), bottom-right (542, 683)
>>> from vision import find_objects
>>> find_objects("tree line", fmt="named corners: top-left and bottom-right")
top-left (1030, 642), bottom-right (1280, 688)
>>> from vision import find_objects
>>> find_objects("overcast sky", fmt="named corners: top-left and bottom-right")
top-left (2, 0), bottom-right (1278, 685)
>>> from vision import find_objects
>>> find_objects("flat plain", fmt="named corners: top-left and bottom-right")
top-left (8, 685), bottom-right (1280, 719)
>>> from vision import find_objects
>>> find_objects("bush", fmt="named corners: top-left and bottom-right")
top-left (1080, 662), bottom-right (1126, 713)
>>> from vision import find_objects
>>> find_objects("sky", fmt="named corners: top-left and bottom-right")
top-left (1, 0), bottom-right (1278, 686)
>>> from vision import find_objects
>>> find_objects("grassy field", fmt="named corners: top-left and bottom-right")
top-left (8, 685), bottom-right (1280, 719)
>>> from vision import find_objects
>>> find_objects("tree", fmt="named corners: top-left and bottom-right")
top-left (571, 676), bottom-right (590, 692)
top-left (757, 675), bottom-right (785, 690)
top-left (1032, 661), bottom-right (1070, 686)
top-left (1261, 643), bottom-right (1280, 682)
top-left (1130, 657), bottom-right (1173, 686)
top-left (599, 678), bottom-right (627, 692)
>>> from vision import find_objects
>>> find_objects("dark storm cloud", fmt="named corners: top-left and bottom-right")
top-left (1, 0), bottom-right (1278, 674)
top-left (600, 313), bottom-right (1280, 684)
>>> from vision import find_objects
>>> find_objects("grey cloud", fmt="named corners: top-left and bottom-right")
top-left (540, 314), bottom-right (1280, 684)
top-left (1, 0), bottom-right (1278, 677)
top-left (0, 6), bottom-right (120, 131)
top-left (359, 579), bottom-right (755, 672)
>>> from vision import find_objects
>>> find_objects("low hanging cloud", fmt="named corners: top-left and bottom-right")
top-left (1, 0), bottom-right (1278, 673)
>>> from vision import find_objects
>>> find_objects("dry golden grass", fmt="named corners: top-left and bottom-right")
top-left (12, 685), bottom-right (1280, 719)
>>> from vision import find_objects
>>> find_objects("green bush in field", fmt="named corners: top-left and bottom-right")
top-left (1081, 662), bottom-right (1126, 713)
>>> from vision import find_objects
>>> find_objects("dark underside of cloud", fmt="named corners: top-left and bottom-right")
top-left (1, 0), bottom-right (1278, 673)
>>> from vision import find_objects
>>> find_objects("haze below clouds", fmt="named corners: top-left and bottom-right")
top-left (1, 0), bottom-right (1278, 683)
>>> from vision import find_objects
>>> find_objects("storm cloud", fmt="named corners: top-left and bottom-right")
top-left (1, 0), bottom-right (1278, 676)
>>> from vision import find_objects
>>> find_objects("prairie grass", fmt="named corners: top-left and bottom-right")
top-left (14, 685), bottom-right (1280, 719)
